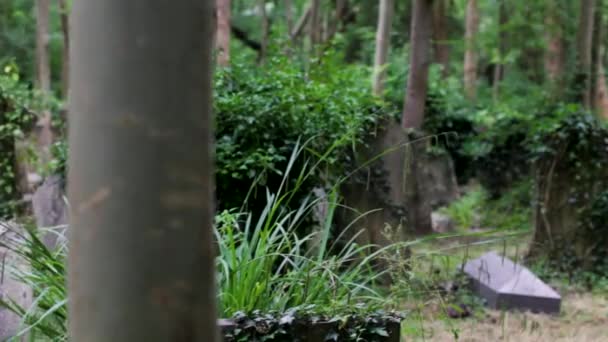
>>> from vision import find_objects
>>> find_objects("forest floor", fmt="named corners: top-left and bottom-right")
top-left (403, 288), bottom-right (608, 341)
top-left (400, 232), bottom-right (608, 341)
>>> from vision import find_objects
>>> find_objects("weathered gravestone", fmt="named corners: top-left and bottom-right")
top-left (462, 251), bottom-right (561, 314)
top-left (31, 175), bottom-right (68, 249)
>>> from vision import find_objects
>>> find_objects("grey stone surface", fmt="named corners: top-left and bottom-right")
top-left (462, 251), bottom-right (561, 314)
top-left (0, 222), bottom-right (32, 341)
top-left (32, 175), bottom-right (68, 249)
top-left (431, 212), bottom-right (455, 233)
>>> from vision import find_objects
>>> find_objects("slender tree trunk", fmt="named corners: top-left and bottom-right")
top-left (35, 0), bottom-right (53, 162)
top-left (464, 0), bottom-right (479, 100)
top-left (291, 3), bottom-right (312, 41)
top-left (259, 0), bottom-right (269, 63)
top-left (593, 0), bottom-right (608, 118)
top-left (545, 0), bottom-right (564, 83)
top-left (285, 0), bottom-right (294, 34)
top-left (310, 0), bottom-right (321, 46)
top-left (327, 0), bottom-right (347, 42)
top-left (578, 0), bottom-right (596, 108)
top-left (596, 63), bottom-right (608, 119)
top-left (492, 0), bottom-right (508, 101)
top-left (217, 0), bottom-right (231, 67)
top-left (402, 0), bottom-right (434, 129)
top-left (372, 0), bottom-right (394, 96)
top-left (68, 1), bottom-right (218, 340)
top-left (402, 0), bottom-right (435, 235)
top-left (59, 0), bottom-right (70, 101)
top-left (432, 0), bottom-right (450, 78)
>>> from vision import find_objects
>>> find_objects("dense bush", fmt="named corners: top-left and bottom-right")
top-left (49, 54), bottom-right (393, 216)
top-left (214, 54), bottom-right (393, 212)
top-left (0, 68), bottom-right (37, 218)
top-left (530, 112), bottom-right (608, 275)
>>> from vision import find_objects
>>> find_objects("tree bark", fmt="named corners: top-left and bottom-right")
top-left (35, 0), bottom-right (53, 162)
top-left (593, 0), bottom-right (608, 118)
top-left (544, 0), bottom-right (564, 83)
top-left (372, 0), bottom-right (394, 96)
top-left (402, 0), bottom-right (434, 129)
top-left (578, 0), bottom-right (596, 108)
top-left (401, 0), bottom-right (435, 235)
top-left (259, 0), bottom-right (269, 63)
top-left (310, 0), bottom-right (321, 46)
top-left (290, 3), bottom-right (312, 41)
top-left (492, 0), bottom-right (508, 101)
top-left (432, 0), bottom-right (450, 78)
top-left (59, 0), bottom-right (70, 100)
top-left (285, 0), bottom-right (294, 34)
top-left (326, 0), bottom-right (347, 42)
top-left (464, 0), bottom-right (479, 100)
top-left (68, 1), bottom-right (218, 341)
top-left (217, 0), bottom-right (231, 67)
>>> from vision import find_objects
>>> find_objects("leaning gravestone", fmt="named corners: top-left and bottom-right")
top-left (32, 175), bottom-right (68, 249)
top-left (462, 251), bottom-right (561, 314)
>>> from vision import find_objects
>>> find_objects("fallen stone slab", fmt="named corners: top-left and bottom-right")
top-left (462, 251), bottom-right (561, 314)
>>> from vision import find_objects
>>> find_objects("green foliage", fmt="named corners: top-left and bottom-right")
top-left (216, 144), bottom-right (389, 317)
top-left (0, 223), bottom-right (68, 341)
top-left (0, 66), bottom-right (37, 218)
top-left (439, 188), bottom-right (487, 231)
top-left (531, 112), bottom-right (608, 275)
top-left (481, 180), bottom-right (532, 231)
top-left (215, 54), bottom-right (393, 211)
top-left (223, 310), bottom-right (402, 341)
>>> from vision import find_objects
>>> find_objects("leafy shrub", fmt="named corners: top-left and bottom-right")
top-left (0, 67), bottom-right (37, 218)
top-left (530, 111), bottom-right (608, 276)
top-left (439, 187), bottom-right (487, 231)
top-left (215, 54), bottom-right (392, 212)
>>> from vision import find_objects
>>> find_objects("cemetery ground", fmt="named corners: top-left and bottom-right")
top-left (399, 233), bottom-right (608, 341)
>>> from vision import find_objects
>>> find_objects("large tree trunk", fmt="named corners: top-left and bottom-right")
top-left (402, 0), bottom-right (435, 235)
top-left (59, 0), bottom-right (70, 101)
top-left (432, 0), bottom-right (450, 78)
top-left (402, 0), bottom-right (434, 129)
top-left (216, 0), bottom-right (231, 67)
top-left (35, 0), bottom-right (53, 163)
top-left (68, 1), bottom-right (218, 340)
top-left (372, 0), bottom-right (394, 96)
top-left (545, 0), bottom-right (564, 83)
top-left (578, 0), bottom-right (597, 108)
top-left (463, 0), bottom-right (479, 100)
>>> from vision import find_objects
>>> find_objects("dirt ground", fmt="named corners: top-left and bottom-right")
top-left (399, 234), bottom-right (608, 341)
top-left (401, 291), bottom-right (608, 341)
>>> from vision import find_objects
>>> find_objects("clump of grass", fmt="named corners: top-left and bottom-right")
top-left (216, 141), bottom-right (394, 317)
top-left (1, 141), bottom-right (394, 340)
top-left (439, 187), bottom-right (487, 231)
top-left (481, 180), bottom-right (532, 231)
top-left (0, 222), bottom-right (68, 341)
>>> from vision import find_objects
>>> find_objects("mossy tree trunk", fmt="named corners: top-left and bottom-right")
top-left (529, 118), bottom-right (608, 275)
top-left (67, 0), bottom-right (218, 340)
